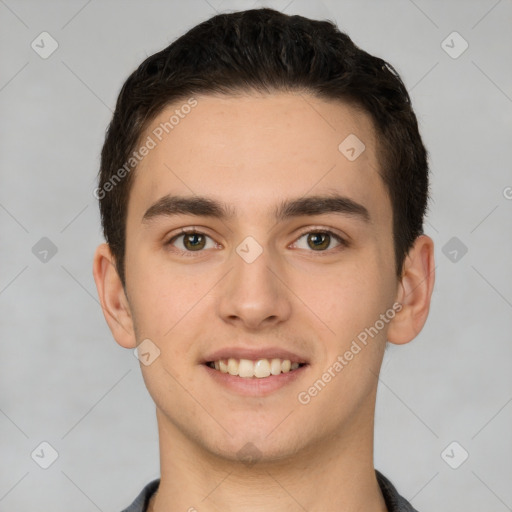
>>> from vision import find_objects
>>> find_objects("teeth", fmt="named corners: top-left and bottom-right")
top-left (210, 358), bottom-right (303, 379)
top-left (228, 358), bottom-right (238, 376)
top-left (238, 358), bottom-right (254, 378)
top-left (270, 358), bottom-right (282, 375)
top-left (254, 359), bottom-right (270, 378)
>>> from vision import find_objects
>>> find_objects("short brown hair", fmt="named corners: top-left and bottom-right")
top-left (97, 7), bottom-right (429, 287)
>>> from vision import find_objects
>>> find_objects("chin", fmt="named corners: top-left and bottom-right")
top-left (198, 424), bottom-right (311, 466)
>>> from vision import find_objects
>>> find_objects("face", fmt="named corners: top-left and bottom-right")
top-left (121, 92), bottom-right (400, 462)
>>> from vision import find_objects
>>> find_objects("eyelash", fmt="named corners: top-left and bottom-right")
top-left (165, 227), bottom-right (348, 256)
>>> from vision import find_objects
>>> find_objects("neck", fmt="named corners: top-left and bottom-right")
top-left (149, 407), bottom-right (387, 512)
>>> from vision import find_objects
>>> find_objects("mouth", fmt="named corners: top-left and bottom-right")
top-left (205, 358), bottom-right (307, 379)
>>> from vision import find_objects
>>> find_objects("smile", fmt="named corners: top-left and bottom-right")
top-left (206, 358), bottom-right (305, 379)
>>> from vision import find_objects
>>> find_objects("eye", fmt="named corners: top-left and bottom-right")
top-left (167, 229), bottom-right (218, 253)
top-left (292, 230), bottom-right (346, 252)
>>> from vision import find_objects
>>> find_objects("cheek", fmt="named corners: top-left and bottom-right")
top-left (126, 249), bottom-right (209, 339)
top-left (291, 257), bottom-right (393, 340)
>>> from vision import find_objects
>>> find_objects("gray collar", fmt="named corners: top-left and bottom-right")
top-left (121, 470), bottom-right (419, 512)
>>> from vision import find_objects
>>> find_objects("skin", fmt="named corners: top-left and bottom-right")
top-left (93, 92), bottom-right (435, 512)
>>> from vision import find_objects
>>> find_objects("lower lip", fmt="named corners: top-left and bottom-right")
top-left (202, 364), bottom-right (308, 396)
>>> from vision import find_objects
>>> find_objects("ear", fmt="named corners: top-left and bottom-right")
top-left (387, 235), bottom-right (435, 345)
top-left (92, 243), bottom-right (137, 349)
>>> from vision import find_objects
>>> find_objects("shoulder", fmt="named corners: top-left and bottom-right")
top-left (376, 471), bottom-right (420, 512)
top-left (120, 479), bottom-right (160, 512)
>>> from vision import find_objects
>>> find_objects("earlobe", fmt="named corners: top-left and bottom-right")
top-left (387, 235), bottom-right (435, 345)
top-left (92, 243), bottom-right (137, 349)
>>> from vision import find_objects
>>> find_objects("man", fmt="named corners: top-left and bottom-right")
top-left (93, 7), bottom-right (435, 511)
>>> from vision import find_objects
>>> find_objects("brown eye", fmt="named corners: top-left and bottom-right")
top-left (307, 233), bottom-right (331, 250)
top-left (182, 233), bottom-right (206, 251)
top-left (167, 231), bottom-right (216, 253)
top-left (294, 230), bottom-right (345, 252)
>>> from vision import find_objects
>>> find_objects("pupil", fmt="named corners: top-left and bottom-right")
top-left (186, 233), bottom-right (204, 250)
top-left (309, 233), bottom-right (328, 250)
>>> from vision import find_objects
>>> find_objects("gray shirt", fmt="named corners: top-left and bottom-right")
top-left (120, 471), bottom-right (419, 511)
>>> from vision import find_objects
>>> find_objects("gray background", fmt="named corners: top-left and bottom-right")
top-left (1, 0), bottom-right (511, 510)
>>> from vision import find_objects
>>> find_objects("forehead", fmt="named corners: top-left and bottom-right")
top-left (127, 92), bottom-right (390, 224)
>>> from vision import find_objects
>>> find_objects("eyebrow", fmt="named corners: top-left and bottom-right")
top-left (142, 193), bottom-right (370, 224)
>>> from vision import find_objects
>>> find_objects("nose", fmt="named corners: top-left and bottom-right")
top-left (215, 243), bottom-right (292, 331)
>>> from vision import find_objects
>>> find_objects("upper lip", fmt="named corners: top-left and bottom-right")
top-left (201, 347), bottom-right (309, 364)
